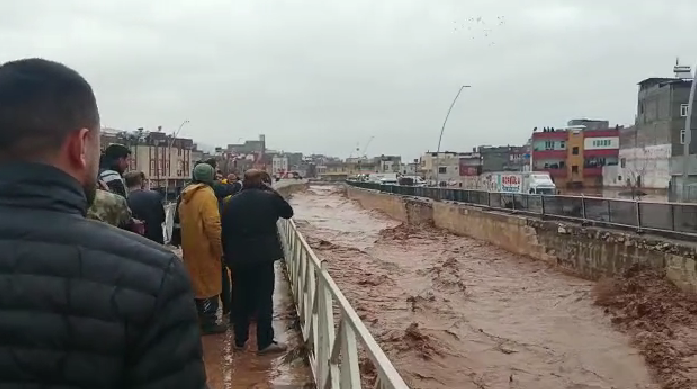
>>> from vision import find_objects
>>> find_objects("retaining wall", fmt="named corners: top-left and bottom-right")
top-left (346, 186), bottom-right (697, 293)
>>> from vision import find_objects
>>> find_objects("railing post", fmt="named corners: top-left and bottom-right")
top-left (298, 248), bottom-right (307, 317)
top-left (636, 201), bottom-right (642, 228)
top-left (671, 204), bottom-right (676, 231)
top-left (317, 262), bottom-right (335, 388)
top-left (339, 315), bottom-right (361, 389)
top-left (541, 195), bottom-right (546, 216)
top-left (607, 199), bottom-right (612, 223)
top-left (581, 195), bottom-right (587, 220)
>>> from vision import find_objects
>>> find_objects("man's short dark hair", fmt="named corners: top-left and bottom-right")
top-left (124, 171), bottom-right (143, 188)
top-left (103, 143), bottom-right (131, 160)
top-left (205, 158), bottom-right (217, 169)
top-left (0, 58), bottom-right (99, 160)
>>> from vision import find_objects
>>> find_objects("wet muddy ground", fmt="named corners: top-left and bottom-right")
top-left (291, 185), bottom-right (663, 389)
top-left (196, 260), bottom-right (313, 389)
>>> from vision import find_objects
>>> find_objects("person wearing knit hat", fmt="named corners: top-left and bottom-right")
top-left (178, 161), bottom-right (225, 334)
top-left (192, 163), bottom-right (215, 185)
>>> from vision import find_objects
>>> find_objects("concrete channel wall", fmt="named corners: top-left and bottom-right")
top-left (346, 186), bottom-right (697, 293)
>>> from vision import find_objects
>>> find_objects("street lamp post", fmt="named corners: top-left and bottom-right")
top-left (165, 120), bottom-right (189, 201)
top-left (435, 85), bottom-right (471, 188)
top-left (681, 64), bottom-right (697, 200)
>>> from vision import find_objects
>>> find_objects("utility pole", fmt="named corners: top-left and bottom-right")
top-left (435, 85), bottom-right (471, 187)
top-left (681, 64), bottom-right (697, 200)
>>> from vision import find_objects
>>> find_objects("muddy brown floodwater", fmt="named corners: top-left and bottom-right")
top-left (290, 185), bottom-right (659, 389)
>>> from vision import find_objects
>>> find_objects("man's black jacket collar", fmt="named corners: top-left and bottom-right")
top-left (0, 161), bottom-right (88, 216)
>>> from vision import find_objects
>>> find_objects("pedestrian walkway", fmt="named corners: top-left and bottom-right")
top-left (201, 262), bottom-right (313, 389)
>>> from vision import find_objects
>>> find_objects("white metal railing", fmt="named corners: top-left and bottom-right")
top-left (164, 203), bottom-right (176, 243)
top-left (277, 218), bottom-right (410, 389)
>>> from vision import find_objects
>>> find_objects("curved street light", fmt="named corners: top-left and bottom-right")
top-left (435, 85), bottom-right (471, 188)
top-left (165, 120), bottom-right (190, 200)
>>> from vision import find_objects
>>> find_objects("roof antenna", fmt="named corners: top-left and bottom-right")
top-left (674, 57), bottom-right (692, 79)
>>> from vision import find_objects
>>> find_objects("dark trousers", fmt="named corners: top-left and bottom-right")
top-left (194, 296), bottom-right (219, 326)
top-left (231, 261), bottom-right (275, 349)
top-left (221, 264), bottom-right (232, 315)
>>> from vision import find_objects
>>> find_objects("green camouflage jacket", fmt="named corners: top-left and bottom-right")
top-left (87, 188), bottom-right (132, 227)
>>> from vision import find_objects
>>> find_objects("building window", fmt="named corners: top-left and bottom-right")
top-left (571, 166), bottom-right (579, 173)
top-left (572, 147), bottom-right (579, 155)
top-left (438, 167), bottom-right (447, 174)
top-left (681, 130), bottom-right (686, 144)
top-left (681, 104), bottom-right (689, 117)
top-left (560, 141), bottom-right (565, 149)
top-left (620, 158), bottom-right (626, 168)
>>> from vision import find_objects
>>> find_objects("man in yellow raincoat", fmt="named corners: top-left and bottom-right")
top-left (178, 163), bottom-right (225, 335)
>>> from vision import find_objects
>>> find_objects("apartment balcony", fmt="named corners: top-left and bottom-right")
top-left (532, 149), bottom-right (567, 159)
top-left (582, 167), bottom-right (603, 177)
top-left (583, 149), bottom-right (618, 158)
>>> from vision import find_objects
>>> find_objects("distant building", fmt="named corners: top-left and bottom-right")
top-left (402, 159), bottom-right (420, 176)
top-left (600, 60), bottom-right (694, 193)
top-left (272, 156), bottom-right (289, 174)
top-left (227, 134), bottom-right (266, 155)
top-left (531, 123), bottom-right (619, 188)
top-left (191, 148), bottom-right (204, 163)
top-left (284, 152), bottom-right (303, 169)
top-left (100, 127), bottom-right (194, 196)
top-left (566, 118), bottom-right (609, 132)
top-left (478, 145), bottom-right (528, 172)
top-left (603, 125), bottom-right (670, 189)
top-left (419, 151), bottom-right (461, 183)
top-left (458, 151), bottom-right (483, 177)
top-left (375, 155), bottom-right (402, 173)
top-left (420, 150), bottom-right (484, 184)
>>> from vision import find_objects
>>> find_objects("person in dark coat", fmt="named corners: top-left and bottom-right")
top-left (0, 58), bottom-right (206, 388)
top-left (222, 169), bottom-right (294, 354)
top-left (124, 171), bottom-right (166, 244)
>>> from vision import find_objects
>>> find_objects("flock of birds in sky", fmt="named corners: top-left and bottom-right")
top-left (452, 16), bottom-right (505, 46)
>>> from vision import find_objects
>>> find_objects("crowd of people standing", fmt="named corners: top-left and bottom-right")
top-left (0, 58), bottom-right (294, 388)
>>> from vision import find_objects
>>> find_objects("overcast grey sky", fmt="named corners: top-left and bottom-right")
top-left (1, 1), bottom-right (695, 159)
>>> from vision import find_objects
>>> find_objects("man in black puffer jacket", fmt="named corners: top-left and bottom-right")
top-left (0, 59), bottom-right (206, 388)
top-left (222, 169), bottom-right (294, 354)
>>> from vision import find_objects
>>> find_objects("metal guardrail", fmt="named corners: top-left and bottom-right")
top-left (347, 181), bottom-right (697, 235)
top-left (160, 180), bottom-right (409, 386)
top-left (164, 203), bottom-right (176, 244)
top-left (278, 218), bottom-right (410, 389)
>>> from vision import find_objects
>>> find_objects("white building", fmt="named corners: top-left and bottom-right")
top-left (272, 156), bottom-right (289, 174)
top-left (602, 125), bottom-right (671, 190)
top-left (603, 144), bottom-right (671, 189)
